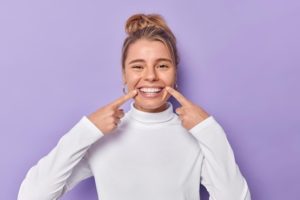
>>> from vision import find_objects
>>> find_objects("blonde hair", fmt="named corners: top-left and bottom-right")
top-left (121, 13), bottom-right (179, 72)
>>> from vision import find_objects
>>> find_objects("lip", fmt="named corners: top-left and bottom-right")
top-left (137, 85), bottom-right (164, 89)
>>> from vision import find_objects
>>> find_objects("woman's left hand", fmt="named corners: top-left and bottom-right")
top-left (165, 86), bottom-right (210, 130)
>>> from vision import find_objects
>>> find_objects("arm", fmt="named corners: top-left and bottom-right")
top-left (189, 116), bottom-right (251, 200)
top-left (18, 116), bottom-right (104, 200)
top-left (18, 90), bottom-right (138, 200)
top-left (59, 153), bottom-right (93, 195)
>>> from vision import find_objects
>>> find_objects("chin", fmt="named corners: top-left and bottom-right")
top-left (134, 96), bottom-right (168, 112)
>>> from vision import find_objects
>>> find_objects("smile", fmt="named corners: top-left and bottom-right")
top-left (139, 87), bottom-right (162, 93)
top-left (138, 87), bottom-right (164, 98)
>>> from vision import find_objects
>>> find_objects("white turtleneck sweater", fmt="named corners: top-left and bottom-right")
top-left (18, 101), bottom-right (251, 200)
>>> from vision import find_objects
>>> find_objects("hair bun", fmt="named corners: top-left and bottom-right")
top-left (125, 13), bottom-right (170, 35)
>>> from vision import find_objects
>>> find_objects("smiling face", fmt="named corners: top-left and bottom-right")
top-left (123, 39), bottom-right (176, 113)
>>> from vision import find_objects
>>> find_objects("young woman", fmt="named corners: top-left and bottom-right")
top-left (18, 13), bottom-right (251, 200)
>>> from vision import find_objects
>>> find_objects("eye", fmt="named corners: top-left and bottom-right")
top-left (131, 65), bottom-right (143, 69)
top-left (158, 64), bottom-right (169, 69)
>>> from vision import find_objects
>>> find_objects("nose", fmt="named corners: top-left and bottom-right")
top-left (143, 67), bottom-right (158, 81)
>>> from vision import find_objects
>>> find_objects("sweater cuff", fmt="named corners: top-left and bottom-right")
top-left (188, 116), bottom-right (217, 133)
top-left (188, 116), bottom-right (224, 141)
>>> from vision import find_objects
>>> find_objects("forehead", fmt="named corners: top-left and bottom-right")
top-left (125, 39), bottom-right (172, 64)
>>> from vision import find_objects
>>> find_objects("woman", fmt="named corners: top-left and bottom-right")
top-left (18, 13), bottom-right (251, 200)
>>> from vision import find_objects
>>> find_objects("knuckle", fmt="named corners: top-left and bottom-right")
top-left (115, 111), bottom-right (124, 118)
top-left (118, 109), bottom-right (124, 115)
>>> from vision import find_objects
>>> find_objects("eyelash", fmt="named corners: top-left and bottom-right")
top-left (158, 64), bottom-right (169, 68)
top-left (132, 66), bottom-right (143, 69)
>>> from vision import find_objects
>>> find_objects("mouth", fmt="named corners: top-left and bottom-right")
top-left (137, 86), bottom-right (165, 98)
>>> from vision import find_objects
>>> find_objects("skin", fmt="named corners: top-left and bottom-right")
top-left (87, 39), bottom-right (210, 134)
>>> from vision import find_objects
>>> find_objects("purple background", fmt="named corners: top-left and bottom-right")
top-left (1, 0), bottom-right (299, 199)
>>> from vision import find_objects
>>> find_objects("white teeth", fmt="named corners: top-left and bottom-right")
top-left (139, 87), bottom-right (162, 93)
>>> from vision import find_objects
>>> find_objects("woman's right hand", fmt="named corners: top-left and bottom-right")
top-left (87, 90), bottom-right (138, 134)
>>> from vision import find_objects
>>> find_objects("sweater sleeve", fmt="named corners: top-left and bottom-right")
top-left (17, 116), bottom-right (104, 200)
top-left (188, 116), bottom-right (251, 200)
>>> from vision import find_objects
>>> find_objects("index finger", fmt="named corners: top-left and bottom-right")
top-left (165, 86), bottom-right (190, 106)
top-left (110, 89), bottom-right (138, 108)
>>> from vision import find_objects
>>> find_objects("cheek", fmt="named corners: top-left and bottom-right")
top-left (159, 71), bottom-right (176, 85)
top-left (125, 73), bottom-right (141, 89)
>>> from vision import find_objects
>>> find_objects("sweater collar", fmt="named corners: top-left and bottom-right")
top-left (128, 101), bottom-right (174, 123)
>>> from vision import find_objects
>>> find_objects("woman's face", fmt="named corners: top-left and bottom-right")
top-left (123, 39), bottom-right (176, 113)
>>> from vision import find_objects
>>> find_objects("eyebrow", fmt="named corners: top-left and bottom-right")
top-left (128, 58), bottom-right (173, 65)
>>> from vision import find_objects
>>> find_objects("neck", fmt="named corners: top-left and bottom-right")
top-left (133, 102), bottom-right (169, 113)
top-left (128, 101), bottom-right (174, 124)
